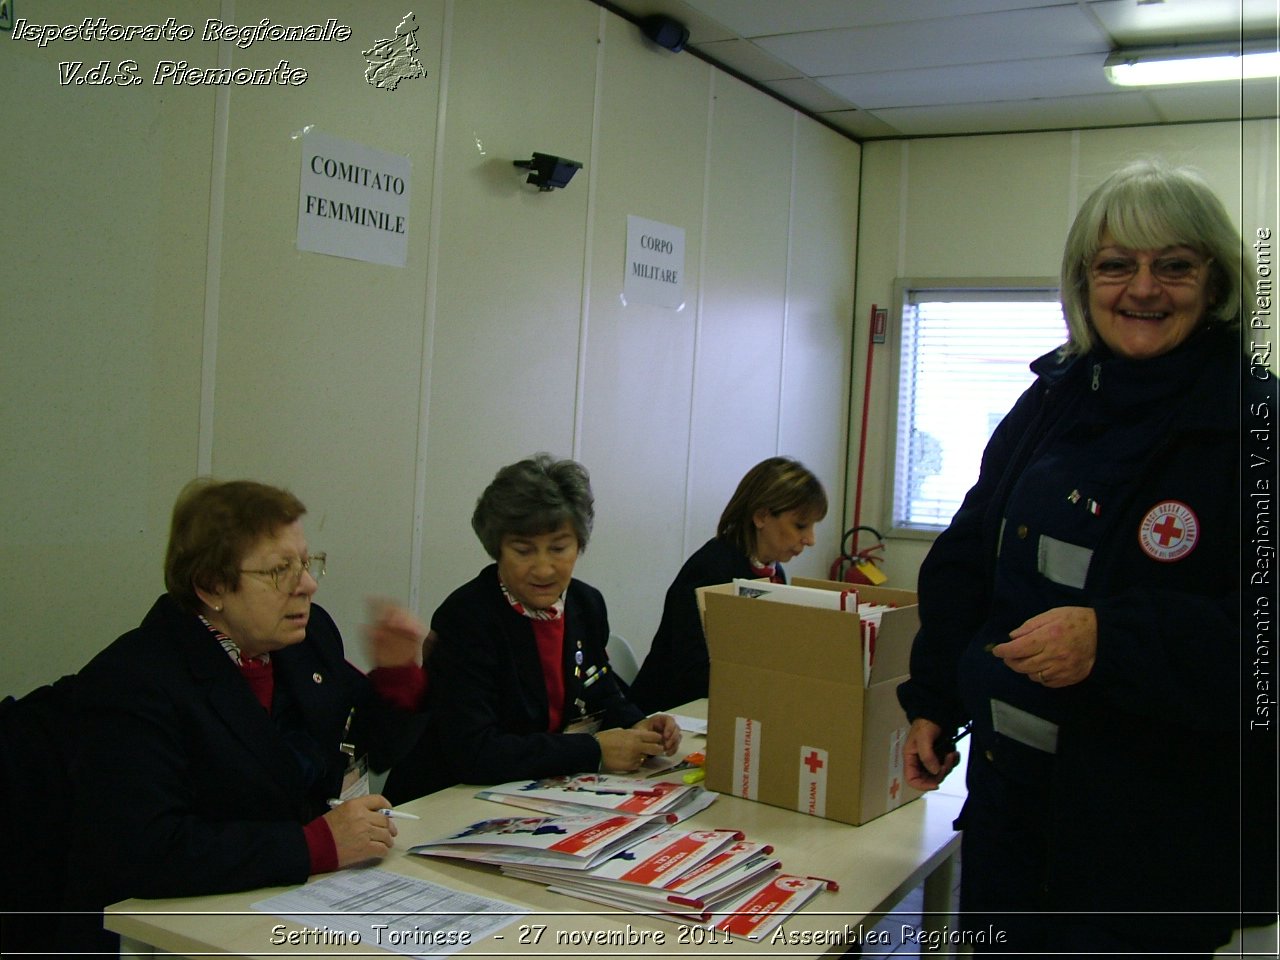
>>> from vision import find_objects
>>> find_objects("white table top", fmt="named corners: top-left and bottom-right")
top-left (107, 701), bottom-right (966, 958)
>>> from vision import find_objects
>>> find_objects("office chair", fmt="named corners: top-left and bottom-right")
top-left (605, 633), bottom-right (640, 686)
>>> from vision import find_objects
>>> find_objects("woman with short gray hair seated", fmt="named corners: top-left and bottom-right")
top-left (385, 454), bottom-right (680, 802)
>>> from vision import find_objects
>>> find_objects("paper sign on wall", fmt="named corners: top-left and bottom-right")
top-left (297, 130), bottom-right (411, 267)
top-left (624, 215), bottom-right (685, 309)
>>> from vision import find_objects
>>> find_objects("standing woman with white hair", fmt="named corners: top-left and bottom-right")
top-left (897, 160), bottom-right (1273, 954)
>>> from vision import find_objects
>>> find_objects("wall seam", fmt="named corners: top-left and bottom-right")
top-left (197, 0), bottom-right (235, 474)
top-left (408, 0), bottom-right (453, 613)
top-left (1068, 128), bottom-right (1081, 229)
top-left (572, 7), bottom-right (607, 462)
top-left (683, 67), bottom-right (716, 558)
top-left (775, 110), bottom-right (798, 454)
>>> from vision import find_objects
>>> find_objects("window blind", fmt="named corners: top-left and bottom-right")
top-left (893, 289), bottom-right (1066, 530)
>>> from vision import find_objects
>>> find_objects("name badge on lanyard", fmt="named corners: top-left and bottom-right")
top-left (337, 708), bottom-right (370, 799)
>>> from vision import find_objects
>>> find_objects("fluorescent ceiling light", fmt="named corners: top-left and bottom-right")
top-left (1105, 41), bottom-right (1280, 86)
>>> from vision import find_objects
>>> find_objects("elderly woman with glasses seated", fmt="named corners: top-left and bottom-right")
top-left (65, 479), bottom-right (428, 948)
top-left (385, 454), bottom-right (680, 803)
top-left (896, 160), bottom-right (1272, 954)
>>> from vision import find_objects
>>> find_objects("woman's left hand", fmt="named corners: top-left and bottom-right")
top-left (992, 606), bottom-right (1097, 688)
top-left (364, 599), bottom-right (429, 668)
top-left (634, 714), bottom-right (682, 756)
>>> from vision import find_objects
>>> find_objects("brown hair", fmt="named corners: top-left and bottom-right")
top-left (164, 478), bottom-right (307, 612)
top-left (717, 457), bottom-right (827, 557)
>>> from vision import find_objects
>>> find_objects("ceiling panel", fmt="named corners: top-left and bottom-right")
top-left (763, 77), bottom-right (857, 114)
top-left (812, 108), bottom-right (906, 140)
top-left (694, 38), bottom-right (802, 81)
top-left (821, 54), bottom-right (1116, 110)
top-left (754, 7), bottom-right (1110, 78)
top-left (866, 90), bottom-right (1163, 137)
top-left (681, 0), bottom-right (1071, 37)
top-left (595, 0), bottom-right (1277, 139)
top-left (1091, 0), bottom-right (1276, 45)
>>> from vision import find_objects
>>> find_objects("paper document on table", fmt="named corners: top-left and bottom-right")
top-left (252, 868), bottom-right (520, 959)
top-left (670, 713), bottom-right (707, 735)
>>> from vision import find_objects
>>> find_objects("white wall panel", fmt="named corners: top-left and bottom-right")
top-left (575, 13), bottom-right (712, 649)
top-left (214, 1), bottom-right (444, 649)
top-left (778, 119), bottom-right (861, 581)
top-left (415, 0), bottom-right (601, 616)
top-left (686, 74), bottom-right (795, 556)
top-left (0, 1), bottom-right (218, 692)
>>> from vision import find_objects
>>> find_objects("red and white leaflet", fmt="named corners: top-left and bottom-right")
top-left (581, 829), bottom-right (741, 885)
top-left (502, 832), bottom-right (784, 916)
top-left (705, 874), bottom-right (835, 941)
top-left (664, 840), bottom-right (775, 894)
top-left (476, 773), bottom-right (712, 820)
top-left (410, 812), bottom-right (672, 870)
top-left (500, 829), bottom-right (739, 897)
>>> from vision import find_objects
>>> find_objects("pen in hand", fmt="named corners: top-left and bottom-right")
top-left (327, 798), bottom-right (421, 820)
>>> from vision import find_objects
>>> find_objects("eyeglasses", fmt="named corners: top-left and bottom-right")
top-left (240, 553), bottom-right (327, 592)
top-left (1089, 252), bottom-right (1211, 286)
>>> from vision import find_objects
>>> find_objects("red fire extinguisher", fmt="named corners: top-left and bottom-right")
top-left (829, 526), bottom-right (887, 586)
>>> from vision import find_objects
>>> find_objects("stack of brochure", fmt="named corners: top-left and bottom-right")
top-left (409, 811), bottom-right (673, 870)
top-left (412, 813), bottom-right (835, 939)
top-left (704, 874), bottom-right (837, 940)
top-left (475, 773), bottom-right (715, 822)
top-left (503, 830), bottom-right (779, 915)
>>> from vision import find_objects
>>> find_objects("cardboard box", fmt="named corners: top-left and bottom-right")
top-left (702, 578), bottom-right (922, 826)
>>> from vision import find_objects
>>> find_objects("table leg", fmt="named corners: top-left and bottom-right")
top-left (921, 850), bottom-right (958, 957)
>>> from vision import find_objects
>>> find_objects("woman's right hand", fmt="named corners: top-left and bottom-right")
top-left (594, 727), bottom-right (665, 772)
top-left (323, 794), bottom-right (398, 867)
top-left (903, 717), bottom-right (959, 791)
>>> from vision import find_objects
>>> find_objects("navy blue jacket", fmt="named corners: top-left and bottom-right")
top-left (628, 537), bottom-right (777, 713)
top-left (384, 566), bottom-right (645, 802)
top-left (898, 326), bottom-right (1271, 916)
top-left (67, 596), bottom-right (423, 911)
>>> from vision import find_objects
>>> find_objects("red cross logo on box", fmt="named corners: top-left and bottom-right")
top-left (1138, 500), bottom-right (1199, 562)
top-left (803, 750), bottom-right (825, 774)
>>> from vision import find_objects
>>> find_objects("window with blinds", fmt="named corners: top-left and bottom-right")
top-left (889, 282), bottom-right (1067, 534)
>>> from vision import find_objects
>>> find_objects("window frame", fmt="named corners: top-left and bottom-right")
top-left (884, 276), bottom-right (1063, 541)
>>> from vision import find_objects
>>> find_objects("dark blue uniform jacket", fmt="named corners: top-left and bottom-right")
top-left (898, 325), bottom-right (1275, 918)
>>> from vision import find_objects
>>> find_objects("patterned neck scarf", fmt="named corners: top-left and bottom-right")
top-left (499, 579), bottom-right (566, 621)
top-left (198, 614), bottom-right (271, 666)
top-left (198, 614), bottom-right (273, 710)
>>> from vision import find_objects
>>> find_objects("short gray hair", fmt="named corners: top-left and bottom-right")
top-left (1060, 159), bottom-right (1247, 356)
top-left (471, 454), bottom-right (595, 559)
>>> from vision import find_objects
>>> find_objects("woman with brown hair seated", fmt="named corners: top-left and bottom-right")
top-left (66, 479), bottom-right (428, 948)
top-left (628, 456), bottom-right (828, 713)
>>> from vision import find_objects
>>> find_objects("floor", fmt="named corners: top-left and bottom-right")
top-left (863, 851), bottom-right (963, 956)
top-left (864, 738), bottom-right (968, 956)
